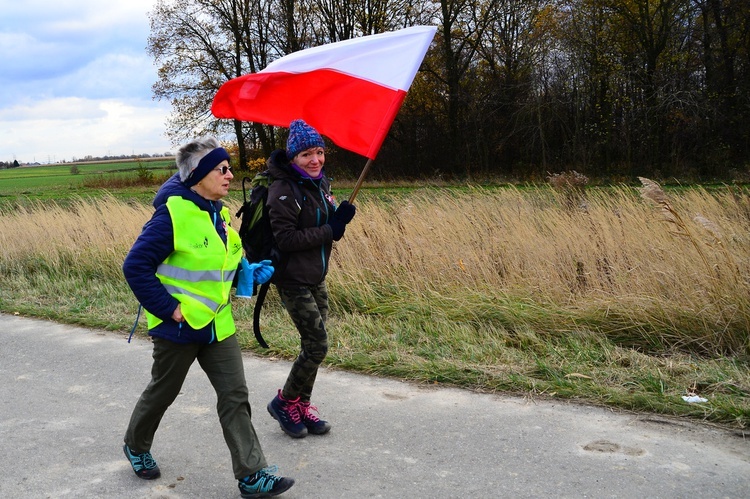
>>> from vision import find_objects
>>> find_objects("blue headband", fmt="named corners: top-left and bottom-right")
top-left (184, 148), bottom-right (231, 187)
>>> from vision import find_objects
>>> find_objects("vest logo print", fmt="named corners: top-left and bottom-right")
top-left (189, 237), bottom-right (210, 249)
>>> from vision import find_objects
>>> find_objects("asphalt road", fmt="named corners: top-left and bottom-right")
top-left (1, 313), bottom-right (748, 498)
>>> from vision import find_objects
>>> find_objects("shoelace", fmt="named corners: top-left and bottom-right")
top-left (259, 465), bottom-right (279, 476)
top-left (282, 398), bottom-right (304, 424)
top-left (127, 447), bottom-right (156, 471)
top-left (141, 452), bottom-right (157, 469)
top-left (299, 402), bottom-right (321, 422)
top-left (244, 465), bottom-right (281, 491)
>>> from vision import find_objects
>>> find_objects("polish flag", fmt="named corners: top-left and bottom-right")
top-left (211, 26), bottom-right (437, 159)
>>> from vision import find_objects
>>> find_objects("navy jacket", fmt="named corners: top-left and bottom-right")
top-left (123, 173), bottom-right (230, 344)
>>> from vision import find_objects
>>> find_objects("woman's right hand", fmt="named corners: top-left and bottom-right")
top-left (172, 304), bottom-right (185, 322)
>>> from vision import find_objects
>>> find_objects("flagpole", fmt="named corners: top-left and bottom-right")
top-left (348, 158), bottom-right (373, 203)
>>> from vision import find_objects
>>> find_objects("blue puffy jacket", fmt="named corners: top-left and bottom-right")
top-left (123, 173), bottom-right (231, 344)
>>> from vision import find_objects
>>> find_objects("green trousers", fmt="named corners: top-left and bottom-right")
top-left (124, 334), bottom-right (267, 479)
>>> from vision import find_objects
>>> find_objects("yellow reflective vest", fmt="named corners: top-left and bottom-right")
top-left (145, 196), bottom-right (243, 341)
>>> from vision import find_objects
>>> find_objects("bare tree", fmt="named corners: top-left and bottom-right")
top-left (146, 0), bottom-right (750, 180)
top-left (148, 0), bottom-right (284, 165)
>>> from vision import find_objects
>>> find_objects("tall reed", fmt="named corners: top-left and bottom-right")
top-left (1, 185), bottom-right (748, 355)
top-left (330, 184), bottom-right (750, 354)
top-left (0, 195), bottom-right (149, 281)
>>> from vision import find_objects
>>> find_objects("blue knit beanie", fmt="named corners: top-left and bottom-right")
top-left (286, 119), bottom-right (325, 159)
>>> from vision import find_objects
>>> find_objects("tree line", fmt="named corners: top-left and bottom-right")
top-left (148, 0), bottom-right (749, 181)
top-left (0, 160), bottom-right (21, 169)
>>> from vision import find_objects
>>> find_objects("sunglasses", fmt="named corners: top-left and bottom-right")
top-left (214, 165), bottom-right (233, 175)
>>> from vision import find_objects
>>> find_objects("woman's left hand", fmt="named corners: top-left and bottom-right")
top-left (251, 259), bottom-right (275, 285)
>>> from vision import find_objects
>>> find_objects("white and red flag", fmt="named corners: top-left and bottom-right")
top-left (211, 26), bottom-right (437, 160)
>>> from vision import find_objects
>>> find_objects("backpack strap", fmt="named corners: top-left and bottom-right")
top-left (253, 282), bottom-right (271, 348)
top-left (127, 304), bottom-right (143, 343)
top-left (251, 177), bottom-right (304, 349)
top-left (235, 176), bottom-right (252, 218)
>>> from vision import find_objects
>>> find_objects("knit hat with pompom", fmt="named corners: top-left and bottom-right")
top-left (286, 119), bottom-right (325, 159)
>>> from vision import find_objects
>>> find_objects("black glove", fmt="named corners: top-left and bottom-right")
top-left (328, 201), bottom-right (356, 241)
top-left (329, 218), bottom-right (346, 241)
top-left (334, 201), bottom-right (356, 223)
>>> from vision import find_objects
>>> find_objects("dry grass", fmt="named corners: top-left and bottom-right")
top-left (331, 182), bottom-right (749, 354)
top-left (0, 195), bottom-right (150, 280)
top-left (2, 183), bottom-right (749, 354)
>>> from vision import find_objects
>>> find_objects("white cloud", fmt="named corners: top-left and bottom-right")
top-left (0, 97), bottom-right (105, 121)
top-left (1, 97), bottom-right (173, 163)
top-left (0, 0), bottom-right (175, 163)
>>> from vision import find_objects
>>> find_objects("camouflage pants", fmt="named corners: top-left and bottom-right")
top-left (276, 281), bottom-right (329, 402)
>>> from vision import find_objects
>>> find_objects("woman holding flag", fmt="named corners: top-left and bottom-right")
top-left (265, 119), bottom-right (356, 438)
top-left (210, 26), bottom-right (435, 438)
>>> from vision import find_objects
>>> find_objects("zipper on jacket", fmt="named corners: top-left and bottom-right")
top-left (210, 202), bottom-right (218, 232)
top-left (317, 206), bottom-right (328, 277)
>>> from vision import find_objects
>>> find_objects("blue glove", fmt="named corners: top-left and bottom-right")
top-left (250, 259), bottom-right (274, 284)
top-left (236, 258), bottom-right (254, 298)
top-left (236, 258), bottom-right (274, 298)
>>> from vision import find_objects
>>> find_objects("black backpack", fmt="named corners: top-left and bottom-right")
top-left (235, 170), bottom-right (303, 347)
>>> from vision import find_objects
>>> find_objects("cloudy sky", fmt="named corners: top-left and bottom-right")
top-left (1, 1), bottom-right (174, 164)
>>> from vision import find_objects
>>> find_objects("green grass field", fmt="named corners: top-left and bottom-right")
top-left (0, 159), bottom-right (176, 200)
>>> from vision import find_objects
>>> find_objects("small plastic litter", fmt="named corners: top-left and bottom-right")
top-left (681, 395), bottom-right (708, 403)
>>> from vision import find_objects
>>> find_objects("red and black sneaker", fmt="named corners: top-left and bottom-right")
top-left (298, 401), bottom-right (332, 435)
top-left (267, 389), bottom-right (308, 438)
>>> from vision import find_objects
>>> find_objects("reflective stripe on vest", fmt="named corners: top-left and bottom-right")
top-left (145, 196), bottom-right (243, 341)
top-left (157, 264), bottom-right (238, 311)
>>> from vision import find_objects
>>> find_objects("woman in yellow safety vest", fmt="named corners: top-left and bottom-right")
top-left (121, 137), bottom-right (294, 498)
